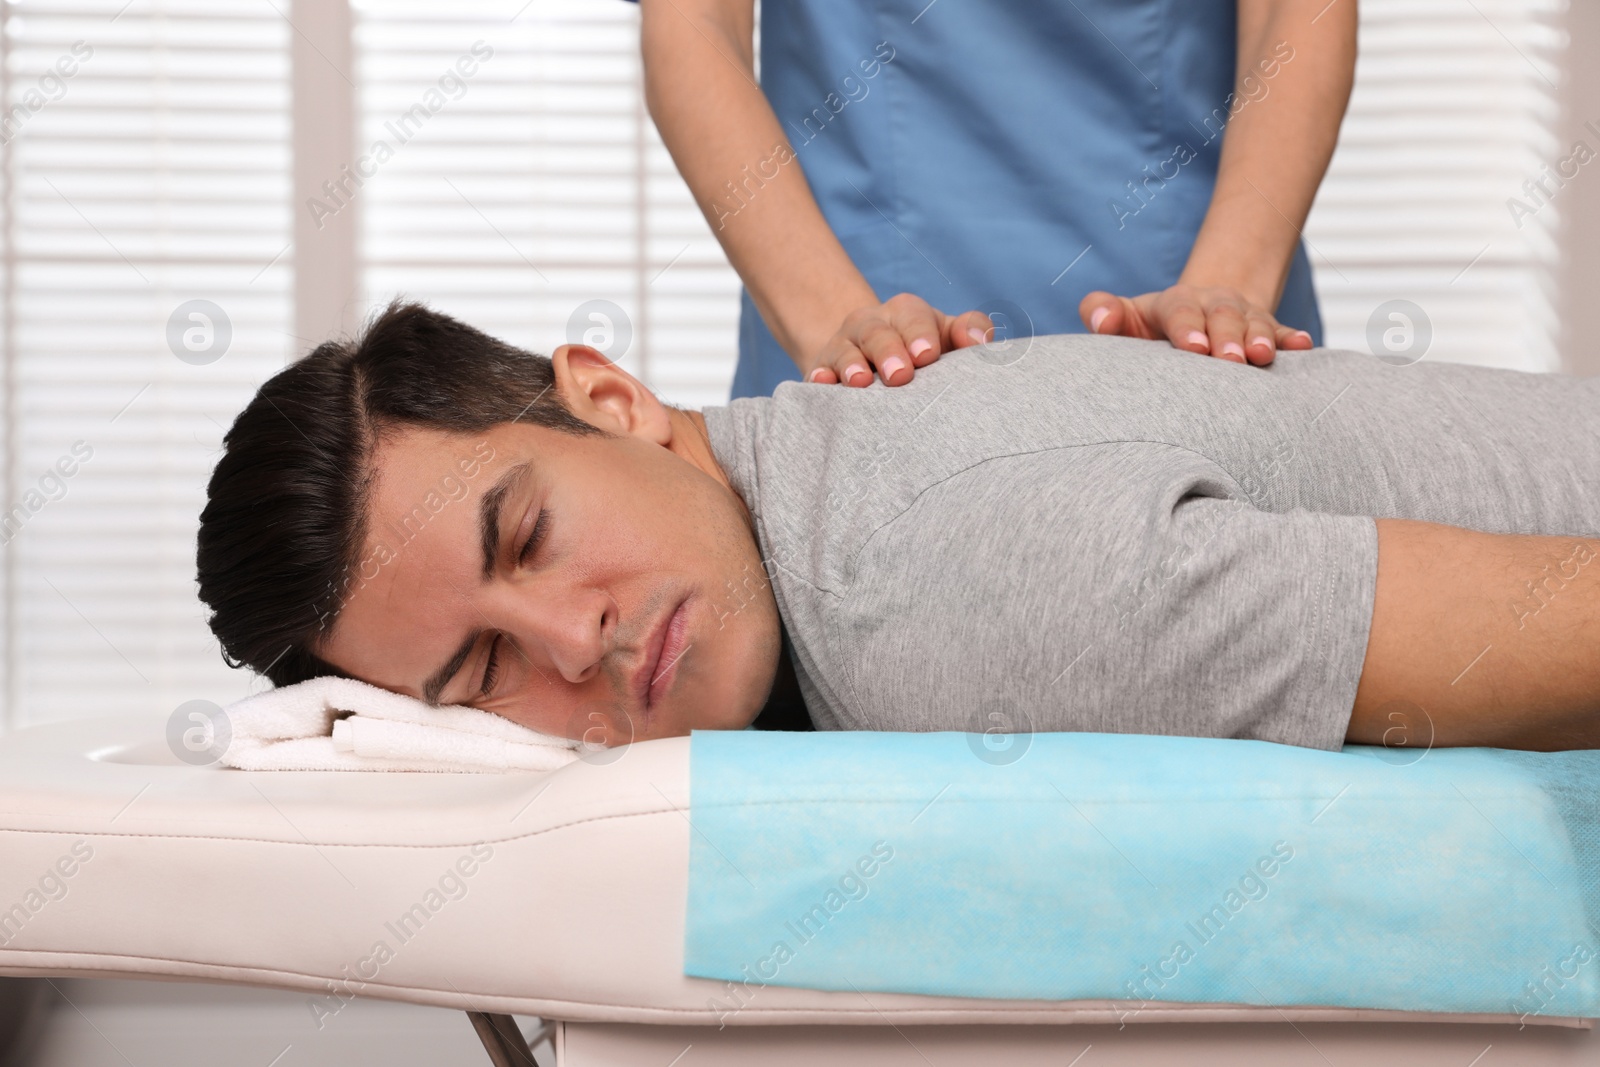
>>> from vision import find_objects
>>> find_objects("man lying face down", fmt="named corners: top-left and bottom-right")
top-left (197, 302), bottom-right (1600, 753)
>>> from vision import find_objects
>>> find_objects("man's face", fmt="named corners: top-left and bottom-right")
top-left (315, 348), bottom-right (782, 746)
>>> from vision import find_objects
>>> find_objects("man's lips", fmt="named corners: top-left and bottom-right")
top-left (650, 598), bottom-right (692, 709)
top-left (632, 594), bottom-right (691, 716)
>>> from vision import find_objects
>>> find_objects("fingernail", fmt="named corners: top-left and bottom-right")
top-left (908, 337), bottom-right (933, 358)
top-left (844, 363), bottom-right (870, 384)
top-left (1295, 330), bottom-right (1312, 344)
top-left (806, 368), bottom-right (824, 382)
top-left (1221, 342), bottom-right (1245, 361)
top-left (1186, 330), bottom-right (1209, 349)
top-left (882, 355), bottom-right (907, 379)
top-left (1090, 306), bottom-right (1109, 332)
top-left (968, 327), bottom-right (988, 345)
top-left (1250, 335), bottom-right (1271, 351)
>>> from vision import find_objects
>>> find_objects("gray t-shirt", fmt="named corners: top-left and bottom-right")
top-left (701, 335), bottom-right (1600, 750)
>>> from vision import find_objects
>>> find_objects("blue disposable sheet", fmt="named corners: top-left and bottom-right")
top-left (685, 730), bottom-right (1600, 1020)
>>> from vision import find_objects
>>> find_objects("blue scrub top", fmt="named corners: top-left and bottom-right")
top-left (642, 0), bottom-right (1325, 398)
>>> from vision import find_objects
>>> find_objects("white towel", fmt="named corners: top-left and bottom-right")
top-left (216, 675), bottom-right (581, 773)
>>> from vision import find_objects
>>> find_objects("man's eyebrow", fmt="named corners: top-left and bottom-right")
top-left (479, 461), bottom-right (532, 580)
top-left (421, 629), bottom-right (483, 707)
top-left (419, 461), bottom-right (531, 706)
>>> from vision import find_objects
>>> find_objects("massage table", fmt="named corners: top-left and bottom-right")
top-left (0, 715), bottom-right (1595, 1066)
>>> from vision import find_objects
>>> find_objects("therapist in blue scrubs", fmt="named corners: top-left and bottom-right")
top-left (639, 0), bottom-right (1356, 399)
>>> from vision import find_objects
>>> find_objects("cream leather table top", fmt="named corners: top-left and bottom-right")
top-left (0, 715), bottom-right (1586, 1030)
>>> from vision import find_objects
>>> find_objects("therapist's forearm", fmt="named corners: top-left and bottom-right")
top-left (639, 0), bottom-right (875, 369)
top-left (1180, 0), bottom-right (1356, 311)
top-left (1348, 520), bottom-right (1600, 751)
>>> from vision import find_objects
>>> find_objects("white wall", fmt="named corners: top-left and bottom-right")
top-left (1558, 0), bottom-right (1600, 376)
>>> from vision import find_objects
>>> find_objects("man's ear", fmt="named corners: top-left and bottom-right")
top-left (550, 343), bottom-right (671, 445)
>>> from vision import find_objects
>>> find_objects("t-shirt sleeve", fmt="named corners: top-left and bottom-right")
top-left (830, 441), bottom-right (1380, 750)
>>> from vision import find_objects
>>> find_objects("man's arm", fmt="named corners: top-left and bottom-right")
top-left (1349, 519), bottom-right (1600, 751)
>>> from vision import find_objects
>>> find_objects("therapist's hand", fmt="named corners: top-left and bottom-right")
top-left (1078, 284), bottom-right (1313, 366)
top-left (801, 293), bottom-right (995, 387)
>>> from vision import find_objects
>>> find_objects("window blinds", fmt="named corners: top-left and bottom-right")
top-left (351, 0), bottom-right (741, 410)
top-left (1304, 0), bottom-right (1566, 371)
top-left (0, 0), bottom-right (1571, 732)
top-left (1, 0), bottom-right (292, 728)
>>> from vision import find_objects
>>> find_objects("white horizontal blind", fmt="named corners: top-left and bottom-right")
top-left (1304, 0), bottom-right (1566, 371)
top-left (352, 0), bottom-right (741, 409)
top-left (1, 0), bottom-right (292, 729)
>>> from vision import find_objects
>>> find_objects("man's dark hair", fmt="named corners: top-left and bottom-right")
top-left (196, 300), bottom-right (600, 687)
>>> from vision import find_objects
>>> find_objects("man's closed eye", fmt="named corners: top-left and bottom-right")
top-left (480, 634), bottom-right (504, 697)
top-left (518, 507), bottom-right (550, 568)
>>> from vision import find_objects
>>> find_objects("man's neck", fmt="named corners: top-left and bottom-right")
top-left (669, 406), bottom-right (754, 526)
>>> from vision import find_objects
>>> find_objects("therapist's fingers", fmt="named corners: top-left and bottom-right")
top-left (1276, 323), bottom-right (1315, 350)
top-left (1156, 298), bottom-right (1212, 355)
top-left (805, 298), bottom-right (1000, 388)
top-left (1202, 302), bottom-right (1250, 364)
top-left (885, 293), bottom-right (944, 368)
top-left (808, 329), bottom-right (874, 387)
top-left (854, 317), bottom-right (917, 385)
top-left (944, 309), bottom-right (995, 350)
top-left (813, 307), bottom-right (907, 386)
top-left (1243, 310), bottom-right (1281, 366)
top-left (1081, 292), bottom-right (1168, 341)
top-left (1079, 291), bottom-right (1127, 336)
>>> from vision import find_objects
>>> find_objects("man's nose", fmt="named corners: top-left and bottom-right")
top-left (495, 584), bottom-right (612, 686)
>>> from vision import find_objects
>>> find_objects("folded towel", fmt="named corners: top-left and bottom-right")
top-left (216, 675), bottom-right (581, 773)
